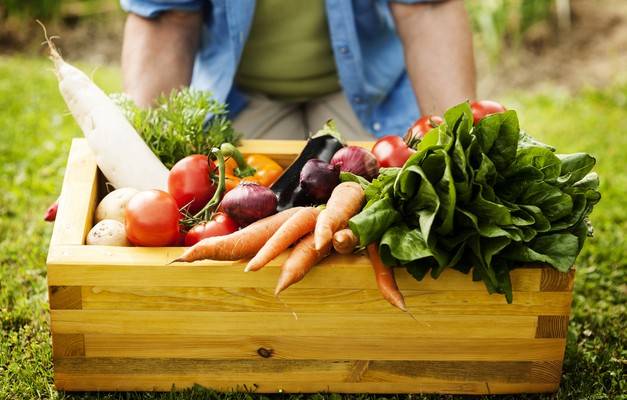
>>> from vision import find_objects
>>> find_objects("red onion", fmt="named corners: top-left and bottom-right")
top-left (300, 159), bottom-right (340, 203)
top-left (221, 182), bottom-right (277, 226)
top-left (330, 146), bottom-right (380, 181)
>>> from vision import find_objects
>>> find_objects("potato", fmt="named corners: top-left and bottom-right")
top-left (95, 187), bottom-right (139, 223)
top-left (86, 219), bottom-right (130, 246)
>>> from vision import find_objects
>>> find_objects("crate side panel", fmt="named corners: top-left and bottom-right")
top-left (50, 310), bottom-right (538, 338)
top-left (83, 335), bottom-right (567, 362)
top-left (53, 373), bottom-right (558, 394)
top-left (79, 286), bottom-right (573, 315)
top-left (53, 358), bottom-right (561, 393)
top-left (47, 248), bottom-right (543, 291)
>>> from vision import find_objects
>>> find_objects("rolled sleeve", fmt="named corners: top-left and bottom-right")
top-left (120, 0), bottom-right (203, 18)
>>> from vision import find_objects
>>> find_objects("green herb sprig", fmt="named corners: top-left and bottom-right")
top-left (113, 88), bottom-right (241, 169)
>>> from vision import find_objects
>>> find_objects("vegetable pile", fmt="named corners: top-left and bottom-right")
top-left (45, 37), bottom-right (600, 308)
top-left (348, 102), bottom-right (600, 301)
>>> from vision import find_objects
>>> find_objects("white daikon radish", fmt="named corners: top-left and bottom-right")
top-left (42, 25), bottom-right (169, 191)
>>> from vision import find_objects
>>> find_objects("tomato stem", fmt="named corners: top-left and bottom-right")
top-left (220, 142), bottom-right (256, 178)
top-left (193, 147), bottom-right (227, 221)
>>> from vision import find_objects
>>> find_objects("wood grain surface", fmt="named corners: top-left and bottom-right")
top-left (79, 335), bottom-right (566, 362)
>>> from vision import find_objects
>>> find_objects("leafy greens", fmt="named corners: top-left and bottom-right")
top-left (347, 102), bottom-right (600, 302)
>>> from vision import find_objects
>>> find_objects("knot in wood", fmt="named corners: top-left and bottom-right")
top-left (257, 347), bottom-right (273, 358)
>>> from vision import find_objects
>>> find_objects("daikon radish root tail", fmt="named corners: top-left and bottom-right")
top-left (314, 181), bottom-right (365, 251)
top-left (173, 208), bottom-right (302, 263)
top-left (37, 20), bottom-right (63, 70)
top-left (332, 228), bottom-right (359, 254)
top-left (245, 207), bottom-right (320, 272)
top-left (274, 233), bottom-right (332, 296)
top-left (367, 243), bottom-right (406, 311)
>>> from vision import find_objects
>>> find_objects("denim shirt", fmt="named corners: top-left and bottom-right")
top-left (121, 0), bottom-right (434, 137)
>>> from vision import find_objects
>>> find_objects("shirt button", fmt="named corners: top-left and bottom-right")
top-left (353, 96), bottom-right (363, 104)
top-left (373, 122), bottom-right (382, 131)
top-left (339, 46), bottom-right (349, 55)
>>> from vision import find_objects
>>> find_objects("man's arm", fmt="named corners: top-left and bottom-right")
top-left (391, 0), bottom-right (476, 115)
top-left (122, 10), bottom-right (202, 107)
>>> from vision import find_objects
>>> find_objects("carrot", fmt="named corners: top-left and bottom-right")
top-left (245, 207), bottom-right (320, 272)
top-left (367, 243), bottom-right (406, 311)
top-left (314, 182), bottom-right (365, 251)
top-left (332, 228), bottom-right (359, 254)
top-left (274, 233), bottom-right (332, 296)
top-left (172, 207), bottom-right (302, 263)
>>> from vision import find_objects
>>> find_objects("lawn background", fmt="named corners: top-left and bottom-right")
top-left (0, 55), bottom-right (625, 400)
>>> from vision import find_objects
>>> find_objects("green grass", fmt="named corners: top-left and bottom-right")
top-left (0, 56), bottom-right (625, 400)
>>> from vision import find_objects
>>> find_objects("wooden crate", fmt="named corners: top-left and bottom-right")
top-left (47, 138), bottom-right (575, 394)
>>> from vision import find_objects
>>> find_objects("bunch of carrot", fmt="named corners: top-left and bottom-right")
top-left (176, 182), bottom-right (376, 297)
top-left (175, 181), bottom-right (407, 309)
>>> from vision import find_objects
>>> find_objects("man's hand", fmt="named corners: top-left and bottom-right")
top-left (122, 10), bottom-right (202, 107)
top-left (391, 0), bottom-right (476, 116)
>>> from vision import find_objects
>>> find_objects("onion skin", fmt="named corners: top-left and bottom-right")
top-left (330, 146), bottom-right (379, 181)
top-left (221, 182), bottom-right (278, 226)
top-left (299, 159), bottom-right (340, 204)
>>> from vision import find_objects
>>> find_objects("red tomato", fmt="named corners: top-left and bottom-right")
top-left (125, 190), bottom-right (181, 246)
top-left (184, 213), bottom-right (239, 246)
top-left (470, 100), bottom-right (506, 125)
top-left (371, 135), bottom-right (415, 168)
top-left (168, 155), bottom-right (217, 214)
top-left (405, 115), bottom-right (444, 142)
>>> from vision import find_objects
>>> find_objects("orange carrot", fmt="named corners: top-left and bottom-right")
top-left (172, 207), bottom-right (302, 263)
top-left (332, 228), bottom-right (359, 254)
top-left (245, 207), bottom-right (320, 272)
top-left (274, 232), bottom-right (332, 296)
top-left (314, 182), bottom-right (365, 251)
top-left (367, 243), bottom-right (406, 311)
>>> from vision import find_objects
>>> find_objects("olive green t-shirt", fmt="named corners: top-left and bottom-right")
top-left (235, 0), bottom-right (340, 101)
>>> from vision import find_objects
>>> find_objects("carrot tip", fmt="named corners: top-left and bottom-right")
top-left (243, 265), bottom-right (252, 272)
top-left (168, 258), bottom-right (184, 265)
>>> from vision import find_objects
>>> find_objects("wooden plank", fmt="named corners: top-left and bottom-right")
top-left (52, 334), bottom-right (84, 358)
top-left (54, 358), bottom-right (560, 384)
top-left (49, 286), bottom-right (82, 310)
top-left (536, 315), bottom-right (570, 338)
top-left (238, 140), bottom-right (372, 168)
top-left (79, 286), bottom-right (572, 315)
top-left (83, 335), bottom-right (566, 361)
top-left (50, 310), bottom-right (537, 338)
top-left (363, 360), bottom-right (561, 384)
top-left (48, 139), bottom-right (98, 247)
top-left (47, 246), bottom-right (544, 292)
top-left (53, 373), bottom-right (558, 394)
top-left (540, 268), bottom-right (576, 291)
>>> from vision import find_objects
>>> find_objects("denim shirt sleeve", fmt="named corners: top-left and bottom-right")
top-left (120, 0), bottom-right (203, 18)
